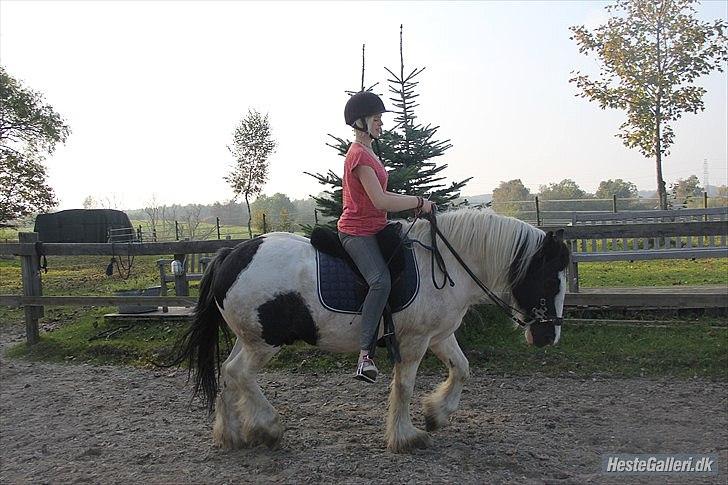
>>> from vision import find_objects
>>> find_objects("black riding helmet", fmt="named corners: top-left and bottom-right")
top-left (344, 91), bottom-right (387, 139)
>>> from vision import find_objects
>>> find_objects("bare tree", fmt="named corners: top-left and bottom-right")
top-left (182, 204), bottom-right (215, 240)
top-left (225, 109), bottom-right (276, 239)
top-left (99, 193), bottom-right (124, 210)
top-left (82, 196), bottom-right (98, 209)
top-left (144, 194), bottom-right (163, 241)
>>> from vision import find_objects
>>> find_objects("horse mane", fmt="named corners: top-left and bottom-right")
top-left (409, 208), bottom-right (544, 290)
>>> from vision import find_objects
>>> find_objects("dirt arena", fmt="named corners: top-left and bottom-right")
top-left (1, 324), bottom-right (726, 484)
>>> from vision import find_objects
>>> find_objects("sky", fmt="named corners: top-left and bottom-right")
top-left (1, 0), bottom-right (727, 211)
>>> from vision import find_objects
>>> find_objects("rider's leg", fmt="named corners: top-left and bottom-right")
top-left (339, 232), bottom-right (391, 380)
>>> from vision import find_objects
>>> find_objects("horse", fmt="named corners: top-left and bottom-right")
top-left (167, 208), bottom-right (570, 452)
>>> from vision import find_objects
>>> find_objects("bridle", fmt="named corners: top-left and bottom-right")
top-left (411, 208), bottom-right (563, 330)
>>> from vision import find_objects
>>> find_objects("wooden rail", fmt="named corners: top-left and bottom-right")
top-left (565, 287), bottom-right (727, 309)
top-left (2, 221), bottom-right (726, 345)
top-left (1, 233), bottom-right (247, 345)
top-left (572, 207), bottom-right (727, 224)
top-left (0, 238), bottom-right (248, 257)
top-left (550, 216), bottom-right (728, 293)
top-left (0, 295), bottom-right (196, 307)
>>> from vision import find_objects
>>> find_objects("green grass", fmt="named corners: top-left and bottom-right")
top-left (579, 258), bottom-right (728, 287)
top-left (0, 254), bottom-right (200, 321)
top-left (1, 254), bottom-right (727, 379)
top-left (5, 307), bottom-right (182, 366)
top-left (266, 306), bottom-right (727, 379)
top-left (5, 305), bottom-right (726, 379)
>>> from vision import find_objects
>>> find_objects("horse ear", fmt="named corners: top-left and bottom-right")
top-left (555, 229), bottom-right (564, 242)
top-left (545, 231), bottom-right (554, 240)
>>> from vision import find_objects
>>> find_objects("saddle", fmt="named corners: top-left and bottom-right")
top-left (311, 223), bottom-right (420, 363)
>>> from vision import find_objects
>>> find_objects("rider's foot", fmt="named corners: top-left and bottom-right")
top-left (354, 355), bottom-right (378, 383)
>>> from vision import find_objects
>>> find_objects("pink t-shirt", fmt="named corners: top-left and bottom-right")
top-left (337, 143), bottom-right (389, 236)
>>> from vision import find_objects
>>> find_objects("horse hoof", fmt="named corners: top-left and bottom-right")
top-left (387, 429), bottom-right (432, 453)
top-left (249, 426), bottom-right (283, 449)
top-left (212, 431), bottom-right (246, 450)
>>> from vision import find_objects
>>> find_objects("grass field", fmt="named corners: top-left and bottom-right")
top-left (1, 253), bottom-right (726, 379)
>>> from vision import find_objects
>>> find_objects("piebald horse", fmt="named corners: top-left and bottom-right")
top-left (169, 208), bottom-right (570, 452)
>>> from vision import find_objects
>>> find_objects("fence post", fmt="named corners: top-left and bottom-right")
top-left (137, 225), bottom-right (143, 242)
top-left (175, 221), bottom-right (180, 241)
top-left (612, 194), bottom-right (618, 213)
top-left (262, 213), bottom-right (267, 234)
top-left (19, 232), bottom-right (42, 345)
top-left (535, 196), bottom-right (541, 226)
top-left (172, 252), bottom-right (189, 297)
top-left (704, 191), bottom-right (708, 221)
top-left (216, 217), bottom-right (221, 240)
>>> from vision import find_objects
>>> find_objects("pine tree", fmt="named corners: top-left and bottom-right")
top-left (305, 26), bottom-right (470, 231)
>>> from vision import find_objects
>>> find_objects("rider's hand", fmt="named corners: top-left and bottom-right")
top-left (420, 199), bottom-right (435, 214)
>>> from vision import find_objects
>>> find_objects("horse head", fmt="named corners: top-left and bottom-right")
top-left (511, 229), bottom-right (570, 347)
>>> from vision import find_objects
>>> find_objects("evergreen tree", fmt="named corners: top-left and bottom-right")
top-left (305, 26), bottom-right (470, 231)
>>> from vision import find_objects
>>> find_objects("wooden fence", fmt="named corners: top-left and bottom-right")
top-left (2, 213), bottom-right (727, 345)
top-left (0, 234), bottom-right (247, 344)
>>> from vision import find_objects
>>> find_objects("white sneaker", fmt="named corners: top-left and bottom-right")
top-left (354, 356), bottom-right (378, 383)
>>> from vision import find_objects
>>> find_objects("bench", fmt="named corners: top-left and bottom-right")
top-left (561, 207), bottom-right (728, 292)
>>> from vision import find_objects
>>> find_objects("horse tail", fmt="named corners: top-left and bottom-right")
top-left (164, 246), bottom-right (234, 414)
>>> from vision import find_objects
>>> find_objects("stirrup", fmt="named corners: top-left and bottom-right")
top-left (353, 356), bottom-right (378, 383)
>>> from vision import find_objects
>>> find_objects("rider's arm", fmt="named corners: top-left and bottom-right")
top-left (354, 165), bottom-right (429, 213)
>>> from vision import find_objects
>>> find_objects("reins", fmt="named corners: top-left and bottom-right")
top-left (420, 209), bottom-right (539, 328)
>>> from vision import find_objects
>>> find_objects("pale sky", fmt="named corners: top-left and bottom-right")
top-left (1, 0), bottom-right (727, 210)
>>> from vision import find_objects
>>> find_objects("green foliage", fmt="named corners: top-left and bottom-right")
top-left (225, 109), bottom-right (276, 238)
top-left (250, 193), bottom-right (295, 232)
top-left (570, 0), bottom-right (728, 209)
top-left (595, 178), bottom-right (639, 199)
top-left (492, 179), bottom-right (532, 217)
top-left (0, 66), bottom-right (70, 226)
top-left (669, 174), bottom-right (704, 208)
top-left (305, 27), bottom-right (470, 232)
top-left (277, 208), bottom-right (294, 232)
top-left (537, 179), bottom-right (593, 212)
top-left (538, 179), bottom-right (590, 200)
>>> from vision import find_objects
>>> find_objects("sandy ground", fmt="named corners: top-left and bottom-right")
top-left (1, 323), bottom-right (726, 484)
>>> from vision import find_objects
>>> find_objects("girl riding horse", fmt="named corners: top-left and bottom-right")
top-left (339, 91), bottom-right (434, 383)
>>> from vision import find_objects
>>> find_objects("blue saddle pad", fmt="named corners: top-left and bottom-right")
top-left (316, 243), bottom-right (420, 314)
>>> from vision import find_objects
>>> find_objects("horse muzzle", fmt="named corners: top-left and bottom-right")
top-left (525, 317), bottom-right (562, 347)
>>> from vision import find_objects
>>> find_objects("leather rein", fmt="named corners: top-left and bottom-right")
top-left (411, 209), bottom-right (561, 329)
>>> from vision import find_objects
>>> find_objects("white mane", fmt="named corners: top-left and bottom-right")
top-left (408, 208), bottom-right (545, 289)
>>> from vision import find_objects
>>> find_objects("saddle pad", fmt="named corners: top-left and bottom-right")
top-left (316, 243), bottom-right (420, 314)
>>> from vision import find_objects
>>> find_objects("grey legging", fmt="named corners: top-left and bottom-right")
top-left (339, 232), bottom-right (391, 352)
